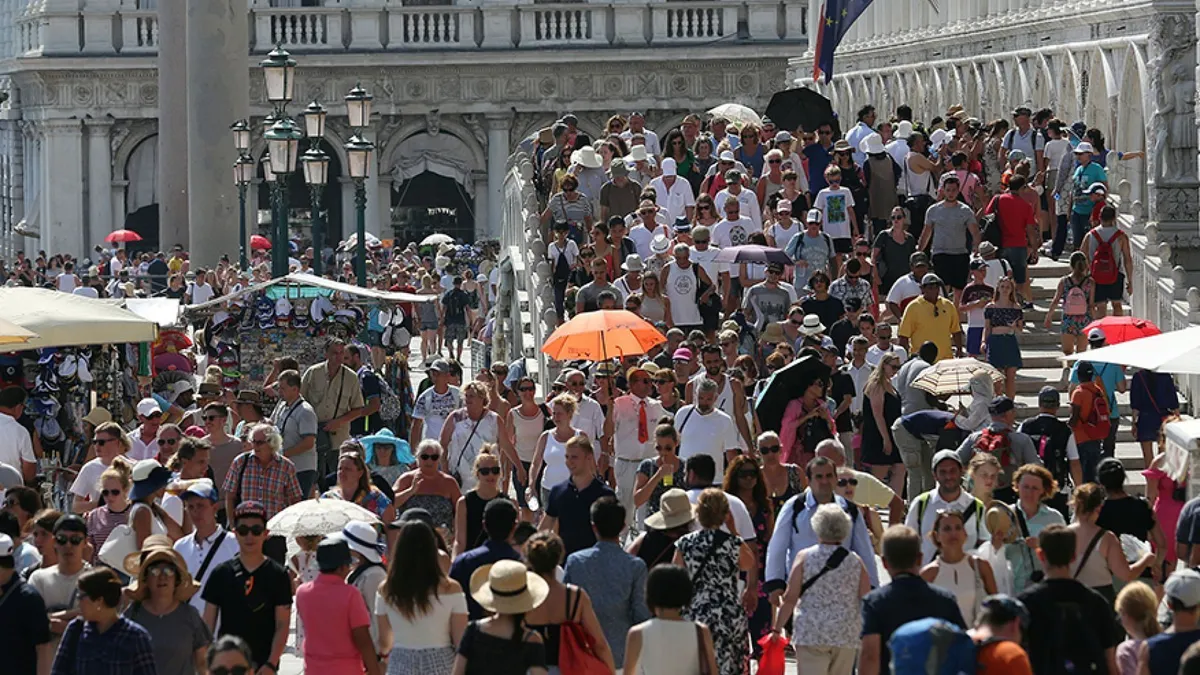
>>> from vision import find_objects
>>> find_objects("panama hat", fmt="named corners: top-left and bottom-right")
top-left (624, 145), bottom-right (650, 163)
top-left (644, 489), bottom-right (694, 530)
top-left (985, 503), bottom-right (1020, 545)
top-left (470, 560), bottom-right (550, 614)
top-left (649, 233), bottom-right (671, 255)
top-left (571, 146), bottom-right (602, 170)
top-left (122, 534), bottom-right (178, 576)
top-left (798, 314), bottom-right (826, 336)
top-left (127, 546), bottom-right (201, 603)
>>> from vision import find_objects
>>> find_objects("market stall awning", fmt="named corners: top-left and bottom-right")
top-left (185, 273), bottom-right (437, 312)
top-left (0, 287), bottom-right (159, 349)
top-left (106, 298), bottom-right (182, 328)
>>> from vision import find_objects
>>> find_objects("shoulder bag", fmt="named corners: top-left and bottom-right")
top-left (558, 586), bottom-right (610, 675)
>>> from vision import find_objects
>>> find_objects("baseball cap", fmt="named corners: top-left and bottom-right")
top-left (988, 395), bottom-right (1015, 415)
top-left (429, 358), bottom-right (453, 374)
top-left (806, 209), bottom-right (822, 223)
top-left (54, 514), bottom-right (87, 534)
top-left (1074, 142), bottom-right (1096, 154)
top-left (1166, 568), bottom-right (1200, 608)
top-left (661, 157), bottom-right (678, 177)
top-left (920, 273), bottom-right (943, 286)
top-left (777, 199), bottom-right (792, 214)
top-left (136, 398), bottom-right (162, 418)
top-left (1037, 386), bottom-right (1061, 408)
top-left (234, 501), bottom-right (268, 522)
top-left (932, 449), bottom-right (963, 471)
top-left (182, 478), bottom-right (219, 502)
top-left (910, 252), bottom-right (930, 266)
top-left (0, 533), bottom-right (13, 559)
top-left (980, 594), bottom-right (1030, 628)
top-left (672, 348), bottom-right (693, 362)
top-left (1087, 328), bottom-right (1106, 343)
top-left (969, 258), bottom-right (987, 271)
top-left (316, 535), bottom-right (353, 572)
top-left (1077, 361), bottom-right (1096, 380)
top-left (718, 150), bottom-right (736, 163)
top-left (692, 225), bottom-right (711, 243)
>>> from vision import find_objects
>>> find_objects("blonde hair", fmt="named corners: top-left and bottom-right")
top-left (101, 456), bottom-right (134, 489)
top-left (204, 365), bottom-right (223, 384)
top-left (864, 353), bottom-right (900, 396)
top-left (473, 444), bottom-right (500, 473)
top-left (1116, 581), bottom-right (1162, 638)
top-left (565, 434), bottom-right (594, 455)
top-left (550, 392), bottom-right (579, 417)
top-left (696, 487), bottom-right (729, 528)
top-left (968, 453), bottom-right (1001, 477)
top-left (462, 381), bottom-right (491, 405)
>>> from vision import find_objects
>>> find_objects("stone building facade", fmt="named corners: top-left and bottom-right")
top-left (0, 0), bottom-right (806, 264)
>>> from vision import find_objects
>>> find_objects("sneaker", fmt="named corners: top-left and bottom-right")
top-left (1022, 301), bottom-right (1034, 310)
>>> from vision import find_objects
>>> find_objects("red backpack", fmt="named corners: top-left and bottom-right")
top-left (973, 428), bottom-right (1013, 469)
top-left (1081, 383), bottom-right (1112, 436)
top-left (1090, 229), bottom-right (1123, 285)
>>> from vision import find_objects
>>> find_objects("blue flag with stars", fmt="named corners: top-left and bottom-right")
top-left (813, 0), bottom-right (874, 83)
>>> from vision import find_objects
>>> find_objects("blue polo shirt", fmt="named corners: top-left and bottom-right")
top-left (546, 476), bottom-right (615, 556)
top-left (862, 574), bottom-right (965, 675)
top-left (804, 143), bottom-right (834, 193)
top-left (899, 410), bottom-right (956, 437)
top-left (449, 539), bottom-right (521, 619)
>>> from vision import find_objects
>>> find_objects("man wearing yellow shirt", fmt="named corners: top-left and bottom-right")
top-left (897, 273), bottom-right (963, 362)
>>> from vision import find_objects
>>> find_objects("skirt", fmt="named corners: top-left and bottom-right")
top-left (387, 645), bottom-right (456, 675)
top-left (986, 333), bottom-right (1023, 370)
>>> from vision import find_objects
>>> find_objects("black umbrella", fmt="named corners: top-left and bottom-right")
top-left (754, 354), bottom-right (831, 433)
top-left (765, 88), bottom-right (839, 136)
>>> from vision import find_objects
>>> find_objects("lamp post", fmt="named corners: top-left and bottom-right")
top-left (259, 45), bottom-right (297, 278)
top-left (230, 120), bottom-right (253, 270)
top-left (302, 100), bottom-right (328, 277)
top-left (344, 83), bottom-right (374, 287)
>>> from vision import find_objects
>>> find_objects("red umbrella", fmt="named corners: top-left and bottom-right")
top-left (105, 229), bottom-right (143, 243)
top-left (1083, 316), bottom-right (1161, 345)
top-left (250, 235), bottom-right (272, 251)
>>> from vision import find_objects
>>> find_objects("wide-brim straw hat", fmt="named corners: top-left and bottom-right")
top-left (985, 503), bottom-right (1021, 545)
top-left (644, 488), bottom-right (694, 530)
top-left (127, 546), bottom-right (201, 603)
top-left (470, 560), bottom-right (549, 614)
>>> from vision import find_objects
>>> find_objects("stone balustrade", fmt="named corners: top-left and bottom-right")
top-left (8, 0), bottom-right (806, 56)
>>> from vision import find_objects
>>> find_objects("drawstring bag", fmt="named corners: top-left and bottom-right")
top-left (756, 633), bottom-right (787, 675)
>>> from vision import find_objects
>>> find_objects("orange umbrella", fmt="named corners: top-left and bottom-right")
top-left (541, 310), bottom-right (666, 362)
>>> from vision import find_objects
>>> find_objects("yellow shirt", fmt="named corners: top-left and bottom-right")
top-left (299, 361), bottom-right (365, 448)
top-left (168, 257), bottom-right (183, 274)
top-left (898, 295), bottom-right (961, 362)
top-left (851, 469), bottom-right (896, 509)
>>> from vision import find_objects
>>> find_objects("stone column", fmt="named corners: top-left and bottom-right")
top-left (41, 120), bottom-right (85, 257)
top-left (378, 174), bottom-right (393, 238)
top-left (485, 112), bottom-right (512, 239)
top-left (340, 176), bottom-right (355, 243)
top-left (472, 171), bottom-right (488, 239)
top-left (112, 180), bottom-right (128, 233)
top-left (84, 118), bottom-right (114, 247)
top-left (362, 127), bottom-right (381, 237)
top-left (186, 0), bottom-right (248, 266)
top-left (159, 0), bottom-right (188, 250)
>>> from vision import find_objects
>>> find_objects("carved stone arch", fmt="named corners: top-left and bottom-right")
top-left (928, 67), bottom-right (944, 118)
top-left (1033, 53), bottom-right (1056, 112)
top-left (967, 62), bottom-right (984, 117)
top-left (111, 121), bottom-right (158, 176)
top-left (379, 117), bottom-right (487, 179)
top-left (122, 133), bottom-right (159, 218)
top-left (513, 115), bottom-right (558, 148)
top-left (990, 59), bottom-right (1008, 117)
top-left (892, 72), bottom-right (907, 112)
top-left (1115, 43), bottom-right (1149, 204)
top-left (1085, 46), bottom-right (1118, 140)
top-left (1058, 49), bottom-right (1083, 122)
top-left (874, 74), bottom-right (889, 116)
top-left (1013, 56), bottom-right (1032, 108)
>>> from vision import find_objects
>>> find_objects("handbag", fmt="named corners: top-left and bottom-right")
top-left (98, 522), bottom-right (138, 571)
top-left (558, 586), bottom-right (610, 675)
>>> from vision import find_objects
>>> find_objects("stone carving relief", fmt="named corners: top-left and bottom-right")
top-left (1147, 13), bottom-right (1196, 182)
top-left (460, 114), bottom-right (490, 148)
top-left (426, 109), bottom-right (441, 135)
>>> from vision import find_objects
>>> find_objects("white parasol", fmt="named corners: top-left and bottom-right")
top-left (707, 103), bottom-right (762, 130)
top-left (420, 233), bottom-right (455, 247)
top-left (266, 499), bottom-right (381, 538)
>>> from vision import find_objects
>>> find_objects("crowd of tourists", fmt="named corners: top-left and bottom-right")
top-left (2, 99), bottom-right (1200, 675)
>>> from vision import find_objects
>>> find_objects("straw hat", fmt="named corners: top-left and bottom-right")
top-left (644, 489), bottom-right (694, 530)
top-left (127, 546), bottom-right (201, 603)
top-left (123, 534), bottom-right (175, 575)
top-left (470, 560), bottom-right (550, 614)
top-left (985, 503), bottom-right (1020, 545)
top-left (624, 145), bottom-right (650, 163)
top-left (759, 322), bottom-right (786, 345)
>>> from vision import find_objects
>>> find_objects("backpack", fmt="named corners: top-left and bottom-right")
top-left (980, 210), bottom-right (1003, 247)
top-left (889, 617), bottom-right (978, 675)
top-left (973, 427), bottom-right (1013, 469)
top-left (914, 492), bottom-right (985, 540)
top-left (1089, 229), bottom-right (1123, 285)
top-left (1024, 424), bottom-right (1070, 487)
top-left (1082, 384), bottom-right (1112, 433)
top-left (1041, 599), bottom-right (1109, 674)
top-left (792, 489), bottom-right (858, 533)
top-left (1063, 277), bottom-right (1090, 316)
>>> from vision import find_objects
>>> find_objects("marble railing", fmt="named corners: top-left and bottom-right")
top-left (11, 0), bottom-right (806, 56)
top-left (498, 150), bottom-right (553, 391)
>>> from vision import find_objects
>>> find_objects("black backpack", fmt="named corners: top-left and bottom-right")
top-left (791, 489), bottom-right (858, 533)
top-left (1019, 417), bottom-right (1072, 488)
top-left (1045, 600), bottom-right (1108, 675)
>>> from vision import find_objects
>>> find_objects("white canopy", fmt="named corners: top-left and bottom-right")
top-left (0, 287), bottom-right (159, 349)
top-left (106, 298), bottom-right (182, 328)
top-left (186, 272), bottom-right (436, 312)
top-left (1060, 325), bottom-right (1200, 374)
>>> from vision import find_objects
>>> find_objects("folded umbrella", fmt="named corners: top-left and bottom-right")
top-left (910, 358), bottom-right (1003, 396)
top-left (765, 88), bottom-right (839, 135)
top-left (541, 309), bottom-right (665, 362)
top-left (713, 245), bottom-right (793, 266)
top-left (755, 355), bottom-right (831, 433)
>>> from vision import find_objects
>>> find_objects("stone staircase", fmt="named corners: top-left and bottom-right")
top-left (1007, 256), bottom-right (1169, 495)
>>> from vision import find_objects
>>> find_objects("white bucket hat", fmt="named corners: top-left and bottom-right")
top-left (625, 145), bottom-right (649, 163)
top-left (894, 120), bottom-right (914, 139)
top-left (571, 146), bottom-right (602, 169)
top-left (860, 133), bottom-right (885, 155)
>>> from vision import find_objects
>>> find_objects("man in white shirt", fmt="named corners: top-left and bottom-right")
top-left (866, 323), bottom-right (908, 366)
top-left (619, 111), bottom-right (661, 158)
top-left (846, 105), bottom-right (877, 166)
top-left (626, 201), bottom-right (669, 260)
top-left (843, 337), bottom-right (874, 422)
top-left (885, 121), bottom-right (912, 170)
top-left (563, 369), bottom-right (606, 443)
top-left (409, 359), bottom-right (463, 449)
top-left (714, 170), bottom-right (763, 230)
top-left (127, 398), bottom-right (164, 461)
top-left (604, 367), bottom-right (665, 530)
top-left (650, 158), bottom-right (696, 224)
top-left (186, 269), bottom-right (215, 306)
top-left (69, 421), bottom-right (125, 513)
top-left (0, 387), bottom-right (36, 482)
top-left (903, 449), bottom-right (989, 563)
top-left (675, 378), bottom-right (740, 478)
top-left (174, 480), bottom-right (239, 615)
top-left (711, 196), bottom-right (760, 250)
top-left (885, 252), bottom-right (929, 320)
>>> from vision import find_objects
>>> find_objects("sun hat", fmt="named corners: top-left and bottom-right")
top-left (82, 407), bottom-right (112, 427)
top-left (672, 217), bottom-right (692, 233)
top-left (360, 428), bottom-right (414, 466)
top-left (625, 145), bottom-right (650, 163)
top-left (775, 131), bottom-right (794, 143)
top-left (470, 559), bottom-right (550, 614)
top-left (621, 254), bottom-right (644, 272)
top-left (609, 161), bottom-right (629, 178)
top-left (650, 233), bottom-right (671, 255)
top-left (129, 459), bottom-right (172, 502)
top-left (798, 314), bottom-right (826, 336)
top-left (832, 139), bottom-right (853, 153)
top-left (570, 146), bottom-right (602, 169)
top-left (759, 322), bottom-right (786, 345)
top-left (985, 503), bottom-right (1020, 544)
top-left (122, 534), bottom-right (174, 575)
top-left (894, 121), bottom-right (914, 139)
top-left (341, 521), bottom-right (385, 564)
top-left (126, 545), bottom-right (201, 602)
top-left (644, 489), bottom-right (694, 530)
top-left (860, 133), bottom-right (886, 155)
top-left (978, 241), bottom-right (997, 257)
top-left (718, 150), bottom-right (736, 163)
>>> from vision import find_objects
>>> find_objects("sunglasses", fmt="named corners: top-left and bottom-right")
top-left (160, 437), bottom-right (179, 445)
top-left (567, 380), bottom-right (586, 387)
top-left (101, 488), bottom-right (123, 497)
top-left (145, 564), bottom-right (178, 578)
top-left (203, 415), bottom-right (223, 422)
top-left (478, 466), bottom-right (502, 476)
top-left (759, 444), bottom-right (782, 454)
top-left (518, 386), bottom-right (536, 392)
top-left (837, 478), bottom-right (859, 487)
top-left (211, 668), bottom-right (251, 675)
top-left (235, 524), bottom-right (266, 537)
top-left (654, 378), bottom-right (672, 384)
top-left (56, 534), bottom-right (84, 546)
top-left (420, 453), bottom-right (440, 461)
top-left (768, 159), bottom-right (782, 164)
top-left (91, 437), bottom-right (115, 446)
top-left (738, 470), bottom-right (759, 479)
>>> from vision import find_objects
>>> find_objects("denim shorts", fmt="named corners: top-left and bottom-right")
top-left (1000, 246), bottom-right (1028, 284)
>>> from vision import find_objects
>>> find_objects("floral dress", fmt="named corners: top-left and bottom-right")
top-left (677, 528), bottom-right (748, 675)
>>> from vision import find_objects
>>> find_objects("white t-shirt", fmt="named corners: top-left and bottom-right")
top-left (767, 220), bottom-right (800, 247)
top-left (628, 223), bottom-right (668, 260)
top-left (814, 187), bottom-right (856, 240)
top-left (72, 286), bottom-right (99, 299)
top-left (866, 343), bottom-right (908, 367)
top-left (69, 457), bottom-right (109, 503)
top-left (55, 273), bottom-right (78, 292)
top-left (187, 282), bottom-right (215, 305)
top-left (108, 258), bottom-right (125, 275)
top-left (0, 413), bottom-right (35, 471)
top-left (711, 216), bottom-right (761, 253)
top-left (412, 386), bottom-right (464, 442)
top-left (685, 487), bottom-right (756, 542)
top-left (1043, 138), bottom-right (1071, 174)
top-left (675, 405), bottom-right (740, 479)
top-left (377, 591), bottom-right (468, 649)
top-left (650, 176), bottom-right (697, 224)
top-left (886, 274), bottom-right (922, 307)
top-left (688, 246), bottom-right (726, 285)
top-left (714, 189), bottom-right (764, 230)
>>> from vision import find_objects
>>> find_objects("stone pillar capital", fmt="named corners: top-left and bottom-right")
top-left (82, 117), bottom-right (114, 129)
top-left (485, 112), bottom-right (515, 130)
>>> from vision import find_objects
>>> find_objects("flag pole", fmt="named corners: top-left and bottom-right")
top-left (811, 1), bottom-right (826, 83)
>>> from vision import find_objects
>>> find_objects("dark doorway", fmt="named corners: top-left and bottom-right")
top-left (123, 204), bottom-right (160, 254)
top-left (391, 171), bottom-right (474, 245)
top-left (256, 139), bottom-right (344, 249)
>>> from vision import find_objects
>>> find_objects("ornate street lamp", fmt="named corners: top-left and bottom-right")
top-left (230, 119), bottom-right (251, 154)
top-left (302, 101), bottom-right (328, 275)
top-left (260, 46), bottom-right (296, 112)
top-left (345, 131), bottom-right (375, 287)
top-left (264, 116), bottom-right (304, 278)
top-left (344, 83), bottom-right (373, 129)
top-left (233, 154), bottom-right (256, 270)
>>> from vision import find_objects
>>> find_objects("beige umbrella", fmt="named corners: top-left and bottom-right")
top-left (0, 317), bottom-right (38, 345)
top-left (911, 357), bottom-right (1003, 396)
